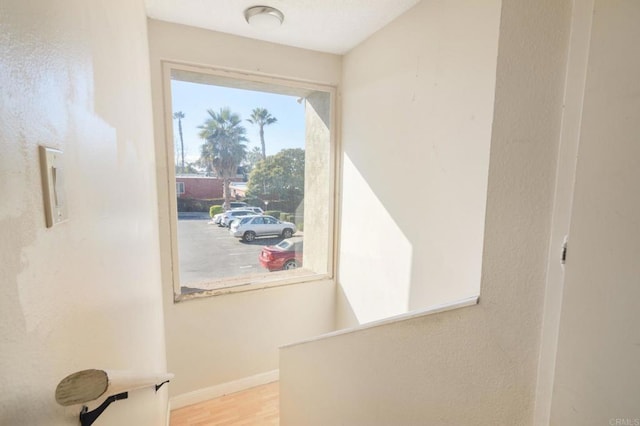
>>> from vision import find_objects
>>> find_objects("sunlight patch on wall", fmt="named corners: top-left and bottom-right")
top-left (338, 154), bottom-right (413, 324)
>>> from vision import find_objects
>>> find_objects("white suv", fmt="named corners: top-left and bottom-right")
top-left (225, 201), bottom-right (247, 209)
top-left (243, 206), bottom-right (264, 215)
top-left (220, 209), bottom-right (258, 227)
top-left (214, 206), bottom-right (263, 226)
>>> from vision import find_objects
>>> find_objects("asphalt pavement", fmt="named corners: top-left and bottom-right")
top-left (176, 218), bottom-right (285, 291)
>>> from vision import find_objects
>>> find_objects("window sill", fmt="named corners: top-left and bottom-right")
top-left (174, 269), bottom-right (332, 302)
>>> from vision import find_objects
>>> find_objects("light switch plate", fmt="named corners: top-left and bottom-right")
top-left (39, 146), bottom-right (68, 227)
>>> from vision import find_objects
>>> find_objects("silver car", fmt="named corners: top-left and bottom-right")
top-left (229, 215), bottom-right (296, 242)
top-left (220, 209), bottom-right (258, 227)
top-left (214, 206), bottom-right (263, 225)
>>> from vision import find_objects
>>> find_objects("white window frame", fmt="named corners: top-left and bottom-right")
top-left (175, 181), bottom-right (185, 196)
top-left (161, 61), bottom-right (339, 302)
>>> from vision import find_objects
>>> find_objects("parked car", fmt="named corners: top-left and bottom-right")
top-left (211, 206), bottom-right (264, 226)
top-left (259, 237), bottom-right (303, 271)
top-left (242, 206), bottom-right (264, 214)
top-left (225, 201), bottom-right (247, 210)
top-left (213, 206), bottom-right (262, 225)
top-left (220, 209), bottom-right (257, 227)
top-left (212, 212), bottom-right (224, 225)
top-left (229, 215), bottom-right (296, 242)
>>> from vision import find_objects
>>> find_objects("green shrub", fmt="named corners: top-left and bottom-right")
top-left (209, 205), bottom-right (224, 217)
top-left (280, 213), bottom-right (294, 222)
top-left (177, 198), bottom-right (224, 212)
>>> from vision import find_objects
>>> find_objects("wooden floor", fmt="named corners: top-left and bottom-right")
top-left (170, 382), bottom-right (279, 426)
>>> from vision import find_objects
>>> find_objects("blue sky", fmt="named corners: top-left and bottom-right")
top-left (170, 80), bottom-right (305, 164)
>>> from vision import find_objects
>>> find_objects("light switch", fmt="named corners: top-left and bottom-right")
top-left (39, 146), bottom-right (68, 227)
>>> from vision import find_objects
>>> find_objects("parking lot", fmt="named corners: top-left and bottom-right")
top-left (177, 216), bottom-right (287, 292)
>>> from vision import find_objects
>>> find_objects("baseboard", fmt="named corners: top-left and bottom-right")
top-left (169, 369), bottom-right (279, 410)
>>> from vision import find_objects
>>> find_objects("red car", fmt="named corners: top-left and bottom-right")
top-left (259, 237), bottom-right (303, 271)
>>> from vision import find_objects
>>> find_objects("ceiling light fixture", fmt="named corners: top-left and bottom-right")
top-left (244, 6), bottom-right (284, 30)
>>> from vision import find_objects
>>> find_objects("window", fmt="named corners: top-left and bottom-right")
top-left (163, 62), bottom-right (336, 300)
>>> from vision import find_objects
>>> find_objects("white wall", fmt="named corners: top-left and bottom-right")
top-left (548, 0), bottom-right (640, 422)
top-left (0, 1), bottom-right (168, 425)
top-left (280, 0), bottom-right (572, 424)
top-left (147, 20), bottom-right (342, 400)
top-left (533, 0), bottom-right (594, 423)
top-left (337, 0), bottom-right (501, 325)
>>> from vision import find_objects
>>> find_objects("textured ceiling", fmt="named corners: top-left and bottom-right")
top-left (145, 0), bottom-right (420, 54)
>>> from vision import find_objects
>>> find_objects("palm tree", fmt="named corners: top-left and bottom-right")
top-left (198, 108), bottom-right (248, 210)
top-left (247, 107), bottom-right (277, 160)
top-left (173, 111), bottom-right (185, 173)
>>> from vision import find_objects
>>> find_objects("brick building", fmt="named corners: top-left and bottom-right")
top-left (175, 175), bottom-right (244, 199)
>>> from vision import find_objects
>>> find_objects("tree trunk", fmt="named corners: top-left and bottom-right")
top-left (178, 119), bottom-right (185, 172)
top-left (260, 126), bottom-right (266, 159)
top-left (223, 177), bottom-right (231, 210)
